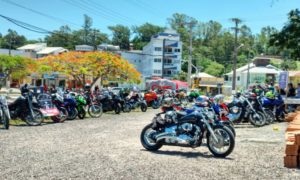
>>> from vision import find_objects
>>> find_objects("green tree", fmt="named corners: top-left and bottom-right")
top-left (108, 25), bottom-right (130, 50)
top-left (132, 23), bottom-right (164, 49)
top-left (0, 29), bottom-right (27, 49)
top-left (45, 25), bottom-right (73, 49)
top-left (270, 9), bottom-right (300, 59)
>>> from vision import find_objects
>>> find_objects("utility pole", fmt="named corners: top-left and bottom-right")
top-left (162, 38), bottom-right (166, 79)
top-left (186, 21), bottom-right (197, 89)
top-left (231, 18), bottom-right (242, 93)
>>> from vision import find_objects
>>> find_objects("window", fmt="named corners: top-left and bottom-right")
top-left (163, 58), bottom-right (172, 64)
top-left (154, 47), bottom-right (162, 51)
top-left (154, 58), bottom-right (161, 62)
top-left (163, 70), bottom-right (172, 75)
top-left (164, 47), bottom-right (172, 53)
top-left (237, 76), bottom-right (240, 81)
top-left (154, 70), bottom-right (161, 74)
top-left (175, 49), bottom-right (181, 52)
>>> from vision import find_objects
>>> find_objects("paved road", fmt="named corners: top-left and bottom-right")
top-left (0, 109), bottom-right (299, 180)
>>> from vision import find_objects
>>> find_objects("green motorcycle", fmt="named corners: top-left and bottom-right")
top-left (75, 94), bottom-right (87, 119)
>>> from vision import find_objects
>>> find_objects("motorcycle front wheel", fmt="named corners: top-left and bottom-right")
top-left (78, 109), bottom-right (86, 119)
top-left (114, 103), bottom-right (121, 114)
top-left (88, 104), bottom-right (103, 118)
top-left (207, 126), bottom-right (235, 158)
top-left (249, 111), bottom-right (266, 127)
top-left (25, 108), bottom-right (43, 126)
top-left (52, 107), bottom-right (68, 123)
top-left (140, 123), bottom-right (162, 151)
top-left (122, 103), bottom-right (131, 113)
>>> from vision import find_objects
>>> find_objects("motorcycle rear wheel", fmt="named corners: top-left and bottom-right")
top-left (67, 108), bottom-right (78, 120)
top-left (78, 109), bottom-right (86, 119)
top-left (207, 126), bottom-right (235, 158)
top-left (122, 103), bottom-right (131, 113)
top-left (25, 108), bottom-right (43, 126)
top-left (52, 107), bottom-right (68, 123)
top-left (151, 100), bottom-right (160, 109)
top-left (140, 123), bottom-right (162, 151)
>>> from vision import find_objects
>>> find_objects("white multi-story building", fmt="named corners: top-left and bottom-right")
top-left (121, 29), bottom-right (182, 81)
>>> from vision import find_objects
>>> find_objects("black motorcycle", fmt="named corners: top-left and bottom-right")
top-left (8, 92), bottom-right (43, 126)
top-left (97, 92), bottom-right (122, 114)
top-left (0, 95), bottom-right (10, 129)
top-left (141, 109), bottom-right (235, 157)
top-left (227, 93), bottom-right (266, 127)
top-left (126, 94), bottom-right (147, 112)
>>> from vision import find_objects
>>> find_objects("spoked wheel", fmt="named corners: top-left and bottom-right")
top-left (140, 123), bottom-right (162, 151)
top-left (78, 109), bottom-right (86, 119)
top-left (264, 109), bottom-right (275, 124)
top-left (25, 108), bottom-right (44, 126)
top-left (52, 107), bottom-right (68, 123)
top-left (88, 104), bottom-right (103, 118)
top-left (207, 126), bottom-right (235, 158)
top-left (249, 111), bottom-right (266, 127)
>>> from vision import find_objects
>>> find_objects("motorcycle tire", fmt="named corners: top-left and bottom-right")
top-left (140, 123), bottom-right (162, 151)
top-left (225, 124), bottom-right (236, 137)
top-left (2, 109), bottom-right (9, 130)
top-left (151, 100), bottom-right (160, 109)
top-left (78, 109), bottom-right (86, 119)
top-left (249, 111), bottom-right (266, 127)
top-left (88, 104), bottom-right (103, 118)
top-left (207, 126), bottom-right (235, 158)
top-left (114, 103), bottom-right (121, 114)
top-left (141, 103), bottom-right (147, 112)
top-left (67, 108), bottom-right (78, 120)
top-left (51, 107), bottom-right (68, 123)
top-left (276, 112), bottom-right (285, 122)
top-left (25, 108), bottom-right (43, 126)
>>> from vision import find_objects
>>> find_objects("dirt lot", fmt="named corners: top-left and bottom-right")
top-left (1, 109), bottom-right (300, 180)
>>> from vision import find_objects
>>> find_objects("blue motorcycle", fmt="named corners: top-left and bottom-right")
top-left (63, 93), bottom-right (78, 120)
top-left (262, 94), bottom-right (285, 122)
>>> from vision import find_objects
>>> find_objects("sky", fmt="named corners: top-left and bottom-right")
top-left (0, 0), bottom-right (299, 40)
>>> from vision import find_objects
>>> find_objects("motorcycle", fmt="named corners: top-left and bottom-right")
top-left (97, 91), bottom-right (122, 114)
top-left (63, 93), bottom-right (78, 120)
top-left (35, 93), bottom-right (61, 123)
top-left (227, 93), bottom-right (266, 127)
top-left (8, 92), bottom-right (43, 126)
top-left (126, 94), bottom-right (147, 112)
top-left (0, 95), bottom-right (10, 129)
top-left (84, 91), bottom-right (103, 118)
top-left (140, 108), bottom-right (235, 157)
top-left (250, 94), bottom-right (275, 124)
top-left (144, 91), bottom-right (160, 109)
top-left (74, 93), bottom-right (87, 119)
top-left (262, 94), bottom-right (285, 122)
top-left (51, 92), bottom-right (69, 122)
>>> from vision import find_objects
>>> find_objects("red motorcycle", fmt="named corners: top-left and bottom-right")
top-left (144, 91), bottom-right (160, 109)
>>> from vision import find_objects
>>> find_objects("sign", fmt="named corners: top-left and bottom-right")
top-left (279, 71), bottom-right (289, 89)
top-left (0, 73), bottom-right (7, 78)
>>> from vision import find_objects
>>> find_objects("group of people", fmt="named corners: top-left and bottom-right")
top-left (251, 82), bottom-right (300, 98)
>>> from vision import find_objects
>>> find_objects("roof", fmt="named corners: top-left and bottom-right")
top-left (241, 66), bottom-right (281, 74)
top-left (226, 63), bottom-right (255, 75)
top-left (191, 72), bottom-right (215, 78)
top-left (75, 45), bottom-right (93, 48)
top-left (17, 43), bottom-right (46, 51)
top-left (37, 47), bottom-right (67, 54)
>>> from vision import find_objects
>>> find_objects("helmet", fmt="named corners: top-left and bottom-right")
top-left (84, 83), bottom-right (91, 91)
top-left (265, 91), bottom-right (274, 99)
top-left (161, 97), bottom-right (173, 107)
top-left (195, 95), bottom-right (208, 106)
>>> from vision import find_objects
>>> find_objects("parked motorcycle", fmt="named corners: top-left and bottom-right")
top-left (227, 93), bottom-right (266, 127)
top-left (262, 94), bottom-right (285, 122)
top-left (8, 91), bottom-right (43, 126)
top-left (126, 94), bottom-right (147, 112)
top-left (0, 95), bottom-right (10, 129)
top-left (51, 92), bottom-right (69, 122)
top-left (34, 93), bottom-right (61, 123)
top-left (74, 93), bottom-right (87, 119)
top-left (84, 91), bottom-right (103, 118)
top-left (97, 91), bottom-right (122, 114)
top-left (140, 107), bottom-right (235, 157)
top-left (144, 91), bottom-right (160, 109)
top-left (63, 93), bottom-right (78, 120)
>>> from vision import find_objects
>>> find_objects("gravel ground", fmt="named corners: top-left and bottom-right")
top-left (1, 109), bottom-right (300, 180)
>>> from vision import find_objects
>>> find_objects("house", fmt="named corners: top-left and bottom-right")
top-left (17, 43), bottom-right (67, 59)
top-left (97, 43), bottom-right (120, 52)
top-left (225, 57), bottom-right (282, 91)
top-left (121, 29), bottom-right (182, 80)
top-left (191, 72), bottom-right (225, 95)
top-left (75, 45), bottom-right (94, 52)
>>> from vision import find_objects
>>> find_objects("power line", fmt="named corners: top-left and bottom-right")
top-left (125, 0), bottom-right (158, 17)
top-left (2, 0), bottom-right (81, 28)
top-left (62, 0), bottom-right (125, 25)
top-left (82, 0), bottom-right (142, 24)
